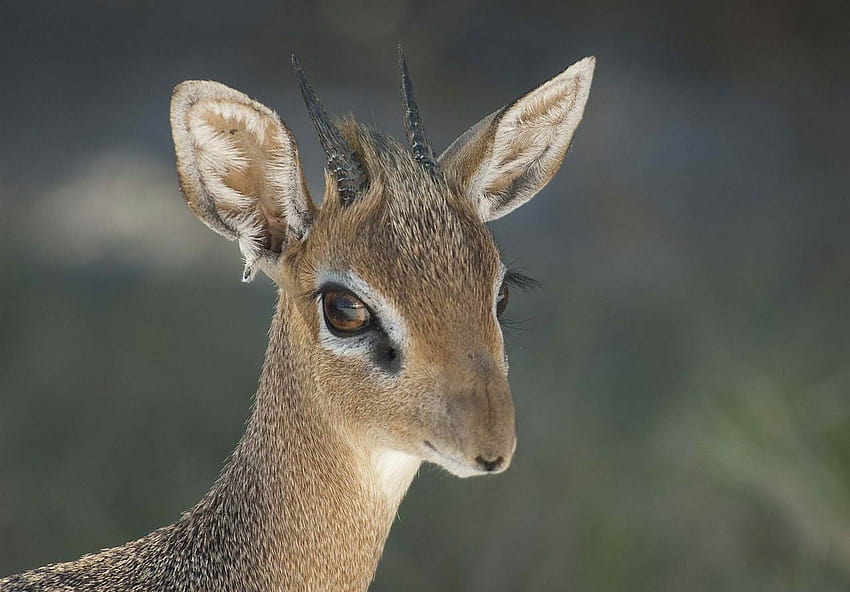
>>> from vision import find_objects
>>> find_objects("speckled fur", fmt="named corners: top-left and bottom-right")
top-left (1, 57), bottom-right (594, 591)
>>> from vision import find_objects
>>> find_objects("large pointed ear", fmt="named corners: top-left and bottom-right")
top-left (170, 80), bottom-right (315, 281)
top-left (439, 57), bottom-right (595, 221)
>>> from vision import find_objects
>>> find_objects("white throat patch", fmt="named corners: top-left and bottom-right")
top-left (371, 448), bottom-right (421, 507)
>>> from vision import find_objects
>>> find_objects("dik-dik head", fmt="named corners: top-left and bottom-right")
top-left (170, 51), bottom-right (594, 477)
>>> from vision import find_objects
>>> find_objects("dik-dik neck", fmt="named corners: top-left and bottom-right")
top-left (208, 289), bottom-right (420, 591)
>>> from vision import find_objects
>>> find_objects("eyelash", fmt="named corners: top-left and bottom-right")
top-left (503, 268), bottom-right (541, 291)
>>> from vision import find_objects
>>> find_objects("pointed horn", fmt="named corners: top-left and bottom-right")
top-left (291, 55), bottom-right (367, 204)
top-left (398, 46), bottom-right (437, 173)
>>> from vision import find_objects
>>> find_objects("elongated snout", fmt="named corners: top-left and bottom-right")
top-left (426, 356), bottom-right (516, 477)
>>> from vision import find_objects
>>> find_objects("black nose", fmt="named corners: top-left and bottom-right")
top-left (475, 455), bottom-right (504, 472)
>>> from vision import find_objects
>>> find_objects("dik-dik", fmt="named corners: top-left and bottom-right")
top-left (1, 50), bottom-right (594, 591)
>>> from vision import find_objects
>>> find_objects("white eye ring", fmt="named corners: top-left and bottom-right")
top-left (315, 269), bottom-right (409, 357)
top-left (496, 282), bottom-right (509, 317)
top-left (493, 262), bottom-right (508, 316)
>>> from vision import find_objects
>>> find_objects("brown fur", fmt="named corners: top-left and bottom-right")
top-left (1, 56), bottom-right (594, 591)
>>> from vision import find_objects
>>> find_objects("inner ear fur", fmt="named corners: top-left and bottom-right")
top-left (439, 57), bottom-right (595, 221)
top-left (171, 80), bottom-right (314, 280)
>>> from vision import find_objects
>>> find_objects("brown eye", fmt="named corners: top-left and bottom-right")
top-left (496, 283), bottom-right (509, 317)
top-left (322, 290), bottom-right (371, 334)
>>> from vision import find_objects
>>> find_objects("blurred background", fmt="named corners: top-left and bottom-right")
top-left (1, 1), bottom-right (848, 590)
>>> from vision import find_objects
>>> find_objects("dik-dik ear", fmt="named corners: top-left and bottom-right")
top-left (171, 81), bottom-right (315, 281)
top-left (439, 57), bottom-right (595, 221)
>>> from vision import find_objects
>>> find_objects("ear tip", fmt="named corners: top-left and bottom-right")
top-left (568, 56), bottom-right (596, 77)
top-left (170, 80), bottom-right (203, 119)
top-left (171, 80), bottom-right (204, 101)
top-left (171, 80), bottom-right (239, 102)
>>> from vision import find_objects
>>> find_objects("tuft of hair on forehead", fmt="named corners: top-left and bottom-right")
top-left (333, 117), bottom-right (475, 218)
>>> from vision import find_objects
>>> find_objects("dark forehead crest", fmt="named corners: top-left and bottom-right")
top-left (337, 121), bottom-right (480, 225)
top-left (335, 124), bottom-right (498, 286)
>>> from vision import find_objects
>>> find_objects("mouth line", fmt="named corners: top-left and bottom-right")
top-left (422, 440), bottom-right (484, 477)
top-left (424, 440), bottom-right (453, 461)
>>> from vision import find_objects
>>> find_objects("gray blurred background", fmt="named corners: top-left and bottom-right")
top-left (1, 1), bottom-right (848, 590)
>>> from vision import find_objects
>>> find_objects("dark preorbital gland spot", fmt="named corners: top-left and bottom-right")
top-left (372, 341), bottom-right (402, 374)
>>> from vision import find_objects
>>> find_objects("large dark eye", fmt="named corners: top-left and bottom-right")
top-left (496, 282), bottom-right (509, 317)
top-left (323, 290), bottom-right (371, 334)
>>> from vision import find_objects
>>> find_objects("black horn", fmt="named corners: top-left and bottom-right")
top-left (292, 55), bottom-right (367, 204)
top-left (398, 46), bottom-right (437, 172)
